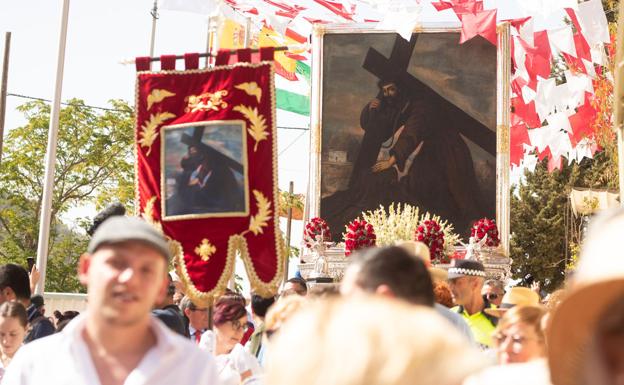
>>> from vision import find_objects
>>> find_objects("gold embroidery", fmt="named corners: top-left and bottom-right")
top-left (235, 82), bottom-right (262, 103)
top-left (233, 105), bottom-right (268, 152)
top-left (140, 112), bottom-right (176, 156)
top-left (245, 190), bottom-right (272, 236)
top-left (137, 62), bottom-right (284, 305)
top-left (185, 90), bottom-right (229, 113)
top-left (147, 89), bottom-right (176, 110)
top-left (141, 196), bottom-right (163, 232)
top-left (195, 239), bottom-right (217, 261)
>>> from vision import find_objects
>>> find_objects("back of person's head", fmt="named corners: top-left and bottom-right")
top-left (433, 281), bottom-right (454, 308)
top-left (0, 264), bottom-right (31, 302)
top-left (0, 301), bottom-right (28, 328)
top-left (307, 284), bottom-right (340, 298)
top-left (266, 296), bottom-right (484, 385)
top-left (250, 294), bottom-right (275, 318)
top-left (55, 310), bottom-right (79, 332)
top-left (284, 277), bottom-right (307, 296)
top-left (213, 298), bottom-right (247, 326)
top-left (347, 246), bottom-right (434, 306)
top-left (264, 295), bottom-right (307, 335)
top-left (87, 202), bottom-right (126, 236)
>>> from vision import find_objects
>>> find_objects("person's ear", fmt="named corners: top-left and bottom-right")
top-left (183, 307), bottom-right (191, 318)
top-left (375, 284), bottom-right (396, 299)
top-left (77, 253), bottom-right (92, 285)
top-left (2, 287), bottom-right (16, 302)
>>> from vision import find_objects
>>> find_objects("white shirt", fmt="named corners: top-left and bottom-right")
top-left (463, 359), bottom-right (552, 385)
top-left (3, 314), bottom-right (218, 385)
top-left (198, 330), bottom-right (261, 385)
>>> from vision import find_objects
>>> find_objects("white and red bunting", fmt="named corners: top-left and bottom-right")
top-left (162, 0), bottom-right (612, 170)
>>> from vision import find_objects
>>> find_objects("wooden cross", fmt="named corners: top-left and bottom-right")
top-left (181, 126), bottom-right (244, 174)
top-left (362, 34), bottom-right (496, 156)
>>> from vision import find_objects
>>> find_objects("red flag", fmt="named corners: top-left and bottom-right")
top-left (568, 99), bottom-right (597, 146)
top-left (431, 1), bottom-right (453, 11)
top-left (459, 9), bottom-right (497, 45)
top-left (510, 121), bottom-right (531, 167)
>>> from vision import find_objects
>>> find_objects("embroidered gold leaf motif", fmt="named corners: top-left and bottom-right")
top-left (141, 196), bottom-right (163, 233)
top-left (195, 239), bottom-right (217, 262)
top-left (235, 82), bottom-right (262, 103)
top-left (185, 90), bottom-right (229, 113)
top-left (233, 105), bottom-right (268, 152)
top-left (147, 89), bottom-right (175, 110)
top-left (139, 112), bottom-right (176, 156)
top-left (248, 190), bottom-right (272, 235)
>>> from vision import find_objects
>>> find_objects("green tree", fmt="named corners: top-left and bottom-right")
top-left (0, 99), bottom-right (134, 292)
top-left (510, 152), bottom-right (615, 291)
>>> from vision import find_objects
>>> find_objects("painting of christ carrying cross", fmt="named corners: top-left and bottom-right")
top-left (316, 29), bottom-right (501, 241)
top-left (162, 121), bottom-right (248, 219)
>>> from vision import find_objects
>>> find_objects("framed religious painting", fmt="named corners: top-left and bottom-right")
top-left (161, 120), bottom-right (250, 220)
top-left (306, 23), bottom-right (511, 254)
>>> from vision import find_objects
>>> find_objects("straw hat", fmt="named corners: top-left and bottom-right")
top-left (484, 286), bottom-right (540, 318)
top-left (396, 240), bottom-right (448, 282)
top-left (547, 208), bottom-right (624, 385)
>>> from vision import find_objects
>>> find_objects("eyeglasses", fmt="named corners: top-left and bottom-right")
top-left (231, 319), bottom-right (249, 333)
top-left (486, 293), bottom-right (499, 300)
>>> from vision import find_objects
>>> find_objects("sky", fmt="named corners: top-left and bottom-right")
top-left (1, 0), bottom-right (310, 196)
top-left (1, 1), bottom-right (308, 286)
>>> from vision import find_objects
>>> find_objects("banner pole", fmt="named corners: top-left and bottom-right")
top-left (35, 0), bottom-right (70, 294)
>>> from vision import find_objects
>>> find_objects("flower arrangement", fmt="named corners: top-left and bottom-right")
top-left (414, 219), bottom-right (447, 263)
top-left (360, 204), bottom-right (460, 260)
top-left (303, 217), bottom-right (331, 249)
top-left (470, 218), bottom-right (500, 247)
top-left (361, 203), bottom-right (421, 246)
top-left (344, 219), bottom-right (376, 256)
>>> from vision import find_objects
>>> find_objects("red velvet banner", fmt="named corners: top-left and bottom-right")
top-left (135, 61), bottom-right (283, 304)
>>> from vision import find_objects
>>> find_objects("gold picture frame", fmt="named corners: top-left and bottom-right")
top-left (306, 23), bottom-right (511, 254)
top-left (160, 119), bottom-right (250, 221)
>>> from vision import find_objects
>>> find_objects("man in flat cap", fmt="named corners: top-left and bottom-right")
top-left (448, 259), bottom-right (498, 349)
top-left (5, 216), bottom-right (217, 385)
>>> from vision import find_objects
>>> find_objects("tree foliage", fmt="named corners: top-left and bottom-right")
top-left (0, 99), bottom-right (134, 292)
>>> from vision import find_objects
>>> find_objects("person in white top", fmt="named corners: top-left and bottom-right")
top-left (4, 216), bottom-right (218, 385)
top-left (199, 298), bottom-right (261, 385)
top-left (0, 302), bottom-right (28, 382)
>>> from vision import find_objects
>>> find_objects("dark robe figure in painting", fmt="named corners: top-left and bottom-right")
top-left (167, 144), bottom-right (244, 216)
top-left (322, 79), bottom-right (486, 240)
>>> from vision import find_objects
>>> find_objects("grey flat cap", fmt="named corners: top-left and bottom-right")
top-left (88, 216), bottom-right (170, 261)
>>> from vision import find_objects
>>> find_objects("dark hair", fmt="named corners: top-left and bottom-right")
top-left (213, 298), bottom-right (247, 326)
top-left (0, 264), bottom-right (31, 300)
top-left (55, 310), bottom-right (79, 332)
top-left (349, 246), bottom-right (434, 306)
top-left (251, 294), bottom-right (275, 318)
top-left (286, 277), bottom-right (308, 295)
top-left (87, 202), bottom-right (126, 236)
top-left (0, 301), bottom-right (28, 327)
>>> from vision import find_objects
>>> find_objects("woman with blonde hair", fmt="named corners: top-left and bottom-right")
top-left (0, 302), bottom-right (28, 381)
top-left (493, 304), bottom-right (547, 365)
top-left (267, 296), bottom-right (483, 385)
top-left (463, 304), bottom-right (551, 385)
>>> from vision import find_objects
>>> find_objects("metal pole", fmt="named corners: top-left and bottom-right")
top-left (205, 17), bottom-right (214, 68)
top-left (616, 0), bottom-right (624, 205)
top-left (149, 0), bottom-right (158, 62)
top-left (35, 0), bottom-right (70, 294)
top-left (284, 181), bottom-right (294, 282)
top-left (0, 32), bottom-right (11, 166)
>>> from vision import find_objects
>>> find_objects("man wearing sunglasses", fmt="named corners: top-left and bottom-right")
top-left (181, 296), bottom-right (210, 344)
top-left (481, 279), bottom-right (505, 307)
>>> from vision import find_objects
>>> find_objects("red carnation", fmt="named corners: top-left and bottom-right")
top-left (344, 219), bottom-right (376, 256)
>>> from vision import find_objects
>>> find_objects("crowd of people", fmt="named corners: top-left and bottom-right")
top-left (0, 207), bottom-right (622, 384)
